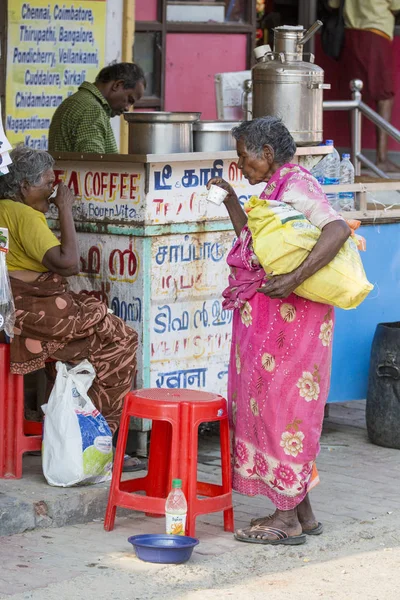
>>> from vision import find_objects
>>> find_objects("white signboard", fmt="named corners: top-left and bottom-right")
top-left (50, 162), bottom-right (146, 223)
top-left (150, 231), bottom-right (235, 396)
top-left (147, 158), bottom-right (265, 224)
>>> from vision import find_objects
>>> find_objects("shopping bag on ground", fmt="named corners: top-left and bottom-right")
top-left (42, 360), bottom-right (113, 487)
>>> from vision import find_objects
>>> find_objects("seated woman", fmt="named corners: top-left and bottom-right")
top-left (208, 117), bottom-right (351, 545)
top-left (0, 146), bottom-right (138, 456)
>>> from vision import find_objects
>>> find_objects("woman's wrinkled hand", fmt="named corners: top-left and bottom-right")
top-left (52, 182), bottom-right (75, 211)
top-left (257, 272), bottom-right (300, 299)
top-left (206, 177), bottom-right (236, 198)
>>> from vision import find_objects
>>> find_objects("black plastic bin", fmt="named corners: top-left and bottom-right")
top-left (366, 322), bottom-right (400, 449)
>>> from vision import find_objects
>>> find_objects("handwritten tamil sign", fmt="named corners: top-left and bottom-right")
top-left (150, 231), bottom-right (234, 396)
top-left (6, 0), bottom-right (106, 149)
top-left (147, 159), bottom-right (265, 224)
top-left (51, 162), bottom-right (145, 223)
top-left (66, 231), bottom-right (144, 384)
top-left (67, 232), bottom-right (143, 326)
top-left (151, 230), bottom-right (234, 300)
top-left (52, 159), bottom-right (262, 225)
top-left (151, 298), bottom-right (232, 394)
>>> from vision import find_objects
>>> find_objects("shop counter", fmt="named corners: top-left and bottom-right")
top-left (49, 149), bottom-right (400, 433)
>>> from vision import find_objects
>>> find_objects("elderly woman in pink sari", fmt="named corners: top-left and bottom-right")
top-left (208, 117), bottom-right (351, 546)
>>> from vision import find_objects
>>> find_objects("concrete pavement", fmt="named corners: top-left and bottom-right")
top-left (1, 401), bottom-right (400, 599)
top-left (2, 401), bottom-right (400, 538)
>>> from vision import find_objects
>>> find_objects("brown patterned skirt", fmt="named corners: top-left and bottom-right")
top-left (10, 272), bottom-right (138, 433)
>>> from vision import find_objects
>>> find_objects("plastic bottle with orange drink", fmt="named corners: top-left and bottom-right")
top-left (165, 479), bottom-right (187, 535)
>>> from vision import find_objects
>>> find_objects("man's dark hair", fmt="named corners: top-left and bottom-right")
top-left (96, 62), bottom-right (146, 90)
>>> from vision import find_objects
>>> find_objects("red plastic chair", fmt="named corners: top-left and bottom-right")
top-left (0, 344), bottom-right (43, 478)
top-left (104, 388), bottom-right (234, 537)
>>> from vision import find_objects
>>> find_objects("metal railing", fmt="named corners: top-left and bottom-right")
top-left (323, 79), bottom-right (400, 179)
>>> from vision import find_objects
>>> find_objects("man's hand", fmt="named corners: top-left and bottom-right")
top-left (257, 272), bottom-right (300, 299)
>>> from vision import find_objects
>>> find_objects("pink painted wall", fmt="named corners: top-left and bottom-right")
top-left (136, 0), bottom-right (158, 22)
top-left (165, 33), bottom-right (248, 119)
top-left (315, 35), bottom-right (400, 152)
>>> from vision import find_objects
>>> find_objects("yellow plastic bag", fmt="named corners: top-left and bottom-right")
top-left (245, 196), bottom-right (373, 310)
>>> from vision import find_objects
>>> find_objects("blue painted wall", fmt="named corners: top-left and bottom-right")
top-left (329, 222), bottom-right (400, 402)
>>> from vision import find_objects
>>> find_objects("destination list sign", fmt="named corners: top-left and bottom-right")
top-left (6, 0), bottom-right (106, 149)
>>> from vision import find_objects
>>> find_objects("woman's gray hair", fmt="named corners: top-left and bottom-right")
top-left (232, 117), bottom-right (296, 164)
top-left (0, 145), bottom-right (55, 200)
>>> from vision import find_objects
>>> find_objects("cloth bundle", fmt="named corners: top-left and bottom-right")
top-left (246, 196), bottom-right (373, 310)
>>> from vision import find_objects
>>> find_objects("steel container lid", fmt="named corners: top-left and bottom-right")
top-left (193, 121), bottom-right (239, 132)
top-left (124, 111), bottom-right (201, 123)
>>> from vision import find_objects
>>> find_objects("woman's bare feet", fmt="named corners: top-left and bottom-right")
top-left (296, 494), bottom-right (319, 532)
top-left (250, 494), bottom-right (321, 534)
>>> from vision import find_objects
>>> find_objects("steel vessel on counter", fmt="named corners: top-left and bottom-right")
top-left (193, 121), bottom-right (239, 152)
top-left (124, 112), bottom-right (201, 154)
top-left (251, 21), bottom-right (330, 145)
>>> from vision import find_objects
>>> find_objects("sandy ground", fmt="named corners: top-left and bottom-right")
top-left (1, 510), bottom-right (400, 600)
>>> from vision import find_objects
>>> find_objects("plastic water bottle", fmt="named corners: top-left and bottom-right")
top-left (339, 153), bottom-right (355, 211)
top-left (310, 141), bottom-right (332, 184)
top-left (323, 140), bottom-right (340, 206)
top-left (310, 160), bottom-right (325, 185)
top-left (165, 479), bottom-right (187, 536)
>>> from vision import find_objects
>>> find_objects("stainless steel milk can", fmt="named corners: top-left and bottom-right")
top-left (251, 21), bottom-right (330, 145)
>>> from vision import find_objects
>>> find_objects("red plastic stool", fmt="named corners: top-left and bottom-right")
top-left (104, 388), bottom-right (234, 537)
top-left (0, 344), bottom-right (43, 478)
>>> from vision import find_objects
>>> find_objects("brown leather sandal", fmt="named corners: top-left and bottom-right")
top-left (235, 524), bottom-right (307, 545)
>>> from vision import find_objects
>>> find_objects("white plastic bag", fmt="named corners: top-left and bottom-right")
top-left (42, 360), bottom-right (113, 487)
top-left (0, 228), bottom-right (15, 338)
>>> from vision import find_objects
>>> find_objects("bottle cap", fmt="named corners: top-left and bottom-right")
top-left (342, 153), bottom-right (350, 159)
top-left (325, 140), bottom-right (334, 146)
top-left (172, 479), bottom-right (182, 488)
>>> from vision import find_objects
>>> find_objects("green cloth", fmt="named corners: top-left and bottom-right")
top-left (48, 82), bottom-right (118, 154)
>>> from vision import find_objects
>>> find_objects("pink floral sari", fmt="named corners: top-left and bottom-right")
top-left (222, 164), bottom-right (337, 510)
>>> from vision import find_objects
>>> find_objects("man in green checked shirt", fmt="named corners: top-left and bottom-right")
top-left (49, 62), bottom-right (146, 154)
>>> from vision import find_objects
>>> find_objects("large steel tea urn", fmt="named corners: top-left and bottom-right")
top-left (252, 21), bottom-right (330, 145)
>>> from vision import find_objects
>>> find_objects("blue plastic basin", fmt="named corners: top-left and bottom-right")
top-left (128, 534), bottom-right (199, 564)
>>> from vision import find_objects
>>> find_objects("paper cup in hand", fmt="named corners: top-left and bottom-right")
top-left (48, 184), bottom-right (58, 200)
top-left (207, 184), bottom-right (228, 206)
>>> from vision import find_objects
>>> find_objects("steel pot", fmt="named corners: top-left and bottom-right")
top-left (193, 121), bottom-right (239, 152)
top-left (124, 112), bottom-right (201, 154)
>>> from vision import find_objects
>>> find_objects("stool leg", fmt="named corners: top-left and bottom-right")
top-left (169, 417), bottom-right (182, 488)
top-left (184, 406), bottom-right (199, 538)
top-left (0, 347), bottom-right (24, 479)
top-left (220, 418), bottom-right (234, 532)
top-left (104, 404), bottom-right (130, 532)
top-left (104, 500), bottom-right (117, 533)
top-left (145, 420), bottom-right (173, 517)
